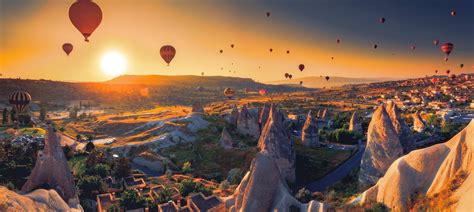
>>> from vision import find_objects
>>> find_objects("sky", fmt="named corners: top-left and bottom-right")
top-left (0, 0), bottom-right (473, 82)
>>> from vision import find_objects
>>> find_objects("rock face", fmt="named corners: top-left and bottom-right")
top-left (237, 105), bottom-right (260, 139)
top-left (219, 127), bottom-right (234, 149)
top-left (229, 105), bottom-right (239, 126)
top-left (259, 104), bottom-right (271, 131)
top-left (257, 106), bottom-right (295, 183)
top-left (192, 101), bottom-right (204, 113)
top-left (386, 101), bottom-right (415, 154)
top-left (132, 150), bottom-right (174, 174)
top-left (301, 110), bottom-right (320, 147)
top-left (359, 105), bottom-right (403, 186)
top-left (413, 112), bottom-right (426, 133)
top-left (357, 120), bottom-right (474, 211)
top-left (349, 111), bottom-right (362, 133)
top-left (22, 127), bottom-right (77, 202)
top-left (0, 187), bottom-right (83, 211)
top-left (320, 109), bottom-right (330, 123)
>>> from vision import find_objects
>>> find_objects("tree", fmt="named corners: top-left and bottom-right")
top-left (120, 189), bottom-right (146, 210)
top-left (86, 134), bottom-right (94, 141)
top-left (227, 168), bottom-right (243, 185)
top-left (39, 107), bottom-right (47, 122)
top-left (182, 161), bottom-right (193, 173)
top-left (85, 141), bottom-right (95, 152)
top-left (155, 187), bottom-right (175, 204)
top-left (178, 179), bottom-right (197, 197)
top-left (219, 180), bottom-right (230, 190)
top-left (63, 145), bottom-right (74, 160)
top-left (2, 108), bottom-right (7, 125)
top-left (85, 164), bottom-right (110, 178)
top-left (77, 175), bottom-right (106, 199)
top-left (112, 157), bottom-right (131, 178)
top-left (10, 109), bottom-right (16, 123)
top-left (76, 134), bottom-right (82, 141)
top-left (295, 188), bottom-right (312, 203)
top-left (85, 149), bottom-right (107, 166)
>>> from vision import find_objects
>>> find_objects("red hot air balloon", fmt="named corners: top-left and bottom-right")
top-left (298, 64), bottom-right (305, 72)
top-left (325, 76), bottom-right (330, 81)
top-left (286, 50), bottom-right (290, 54)
top-left (9, 91), bottom-right (31, 113)
top-left (220, 49), bottom-right (223, 53)
top-left (379, 17), bottom-right (386, 24)
top-left (62, 43), bottom-right (73, 56)
top-left (434, 40), bottom-right (439, 46)
top-left (69, 0), bottom-right (103, 42)
top-left (441, 43), bottom-right (454, 56)
top-left (224, 88), bottom-right (235, 99)
top-left (446, 70), bottom-right (451, 75)
top-left (450, 10), bottom-right (456, 16)
top-left (231, 44), bottom-right (234, 48)
top-left (337, 39), bottom-right (340, 44)
top-left (259, 89), bottom-right (266, 96)
top-left (431, 78), bottom-right (438, 84)
top-left (269, 48), bottom-right (273, 52)
top-left (160, 45), bottom-right (176, 66)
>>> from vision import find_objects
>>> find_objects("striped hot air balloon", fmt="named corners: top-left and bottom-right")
top-left (9, 91), bottom-right (31, 113)
top-left (224, 88), bottom-right (235, 99)
top-left (441, 43), bottom-right (454, 56)
top-left (160, 45), bottom-right (176, 66)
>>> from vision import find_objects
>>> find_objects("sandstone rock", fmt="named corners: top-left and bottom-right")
top-left (258, 106), bottom-right (295, 183)
top-left (259, 103), bottom-right (271, 131)
top-left (228, 105), bottom-right (240, 126)
top-left (132, 150), bottom-right (173, 174)
top-left (237, 105), bottom-right (260, 139)
top-left (22, 127), bottom-right (77, 202)
top-left (0, 187), bottom-right (83, 211)
top-left (219, 127), bottom-right (234, 149)
top-left (386, 101), bottom-right (415, 154)
top-left (321, 109), bottom-right (330, 123)
top-left (349, 111), bottom-right (362, 133)
top-left (413, 112), bottom-right (426, 133)
top-left (191, 101), bottom-right (205, 113)
top-left (301, 110), bottom-right (320, 147)
top-left (357, 120), bottom-right (474, 211)
top-left (359, 105), bottom-right (403, 186)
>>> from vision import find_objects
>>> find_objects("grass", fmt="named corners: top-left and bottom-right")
top-left (294, 144), bottom-right (353, 188)
top-left (68, 155), bottom-right (87, 176)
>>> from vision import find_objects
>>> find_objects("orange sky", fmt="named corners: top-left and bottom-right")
top-left (0, 0), bottom-right (472, 82)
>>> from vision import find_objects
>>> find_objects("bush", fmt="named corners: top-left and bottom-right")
top-left (120, 189), bottom-right (147, 210)
top-left (295, 188), bottom-right (312, 203)
top-left (85, 164), bottom-right (110, 178)
top-left (85, 141), bottom-right (95, 152)
top-left (63, 145), bottom-right (74, 160)
top-left (112, 157), bottom-right (131, 178)
top-left (179, 179), bottom-right (197, 197)
top-left (182, 161), bottom-right (193, 173)
top-left (85, 149), bottom-right (107, 167)
top-left (227, 168), bottom-right (243, 185)
top-left (155, 187), bottom-right (175, 204)
top-left (77, 175), bottom-right (106, 199)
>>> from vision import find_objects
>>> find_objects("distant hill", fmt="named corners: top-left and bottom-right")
top-left (268, 76), bottom-right (401, 88)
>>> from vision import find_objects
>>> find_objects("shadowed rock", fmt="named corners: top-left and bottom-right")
top-left (386, 101), bottom-right (415, 154)
top-left (237, 105), bottom-right (260, 139)
top-left (413, 112), bottom-right (426, 133)
top-left (229, 105), bottom-right (239, 126)
top-left (359, 105), bottom-right (403, 186)
top-left (219, 127), bottom-right (234, 149)
top-left (349, 111), bottom-right (363, 133)
top-left (192, 101), bottom-right (204, 113)
top-left (0, 187), bottom-right (82, 211)
top-left (22, 127), bottom-right (77, 202)
top-left (301, 110), bottom-right (320, 147)
top-left (259, 103), bottom-right (271, 131)
top-left (321, 109), bottom-right (330, 123)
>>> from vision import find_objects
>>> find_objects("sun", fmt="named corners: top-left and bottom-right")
top-left (100, 51), bottom-right (127, 77)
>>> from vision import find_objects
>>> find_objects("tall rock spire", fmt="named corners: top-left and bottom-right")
top-left (22, 127), bottom-right (77, 202)
top-left (349, 111), bottom-right (363, 133)
top-left (237, 105), bottom-right (260, 139)
top-left (386, 101), bottom-right (415, 154)
top-left (301, 110), bottom-right (320, 147)
top-left (413, 112), bottom-right (426, 133)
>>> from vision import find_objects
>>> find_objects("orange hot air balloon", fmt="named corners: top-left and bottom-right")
top-left (224, 88), bottom-right (235, 99)
top-left (259, 89), bottom-right (266, 96)
top-left (441, 43), bottom-right (454, 56)
top-left (298, 64), bottom-right (305, 72)
top-left (62, 43), bottom-right (73, 56)
top-left (284, 73), bottom-right (289, 78)
top-left (69, 0), bottom-right (103, 42)
top-left (288, 74), bottom-right (293, 79)
top-left (160, 45), bottom-right (176, 66)
top-left (435, 70), bottom-right (438, 74)
top-left (220, 49), bottom-right (223, 53)
top-left (434, 40), bottom-right (439, 46)
top-left (300, 81), bottom-right (303, 85)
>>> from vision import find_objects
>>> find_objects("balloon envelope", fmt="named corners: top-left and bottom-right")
top-left (379, 17), bottom-right (385, 23)
top-left (69, 0), bottom-right (102, 42)
top-left (160, 45), bottom-right (176, 65)
top-left (298, 64), bottom-right (305, 71)
top-left (434, 40), bottom-right (439, 46)
top-left (259, 89), bottom-right (266, 96)
top-left (325, 76), bottom-right (330, 81)
top-left (62, 43), bottom-right (73, 56)
top-left (224, 88), bottom-right (235, 99)
top-left (441, 43), bottom-right (454, 56)
top-left (9, 91), bottom-right (31, 113)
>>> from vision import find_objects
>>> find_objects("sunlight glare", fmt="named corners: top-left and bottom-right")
top-left (100, 51), bottom-right (127, 77)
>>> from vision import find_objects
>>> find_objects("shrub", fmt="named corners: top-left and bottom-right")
top-left (77, 175), bottom-right (106, 199)
top-left (120, 189), bottom-right (147, 210)
top-left (85, 164), bottom-right (110, 178)
top-left (227, 168), bottom-right (243, 185)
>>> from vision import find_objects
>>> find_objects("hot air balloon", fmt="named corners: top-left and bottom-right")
top-left (224, 88), bottom-right (235, 99)
top-left (201, 72), bottom-right (204, 76)
top-left (337, 39), bottom-right (340, 44)
top-left (441, 43), bottom-right (454, 56)
top-left (298, 64), bottom-right (305, 72)
top-left (220, 49), bottom-right (223, 53)
top-left (434, 40), bottom-right (439, 46)
top-left (444, 57), bottom-right (449, 62)
top-left (286, 50), bottom-right (290, 54)
top-left (284, 73), bottom-right (289, 78)
top-left (446, 70), bottom-right (451, 75)
top-left (266, 12), bottom-right (271, 17)
top-left (9, 91), bottom-right (31, 113)
top-left (299, 81), bottom-right (303, 85)
top-left (374, 44), bottom-right (378, 49)
top-left (331, 57), bottom-right (334, 60)
top-left (431, 78), bottom-right (438, 84)
top-left (62, 43), bottom-right (73, 56)
top-left (379, 17), bottom-right (385, 24)
top-left (231, 44), bottom-right (234, 48)
top-left (450, 10), bottom-right (456, 16)
top-left (160, 45), bottom-right (176, 66)
top-left (289, 74), bottom-right (293, 79)
top-left (69, 0), bottom-right (103, 42)
top-left (411, 45), bottom-right (416, 51)
top-left (325, 76), bottom-right (330, 81)
top-left (435, 70), bottom-right (438, 74)
top-left (269, 48), bottom-right (273, 52)
top-left (259, 89), bottom-right (266, 96)
top-left (460, 64), bottom-right (464, 68)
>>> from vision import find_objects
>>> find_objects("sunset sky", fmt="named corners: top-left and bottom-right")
top-left (0, 0), bottom-right (473, 82)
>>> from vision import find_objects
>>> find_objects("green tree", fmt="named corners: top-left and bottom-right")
top-left (155, 187), bottom-right (175, 204)
top-left (295, 188), bottom-right (312, 203)
top-left (112, 157), bottom-right (131, 178)
top-left (39, 107), bottom-right (47, 122)
top-left (85, 149), bottom-right (107, 166)
top-left (85, 141), bottom-right (95, 152)
top-left (227, 168), bottom-right (243, 185)
top-left (219, 180), bottom-right (229, 190)
top-left (63, 145), bottom-right (74, 160)
top-left (182, 161), bottom-right (193, 173)
top-left (178, 179), bottom-right (197, 197)
top-left (77, 175), bottom-right (106, 199)
top-left (86, 164), bottom-right (110, 178)
top-left (119, 189), bottom-right (146, 210)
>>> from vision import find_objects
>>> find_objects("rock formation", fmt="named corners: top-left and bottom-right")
top-left (132, 150), bottom-right (175, 174)
top-left (191, 101), bottom-right (204, 113)
top-left (259, 103), bottom-right (271, 131)
top-left (413, 112), bottom-right (426, 133)
top-left (321, 109), bottom-right (330, 123)
top-left (0, 187), bottom-right (82, 211)
top-left (237, 105), bottom-right (260, 139)
top-left (229, 105), bottom-right (239, 126)
top-left (349, 111), bottom-right (362, 133)
top-left (359, 105), bottom-right (403, 186)
top-left (386, 101), bottom-right (415, 154)
top-left (22, 127), bottom-right (77, 202)
top-left (316, 109), bottom-right (322, 119)
top-left (356, 120), bottom-right (474, 211)
top-left (301, 110), bottom-right (320, 147)
top-left (257, 106), bottom-right (295, 183)
top-left (219, 127), bottom-right (234, 149)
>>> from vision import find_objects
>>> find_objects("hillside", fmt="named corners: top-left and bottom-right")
top-left (268, 76), bottom-right (400, 88)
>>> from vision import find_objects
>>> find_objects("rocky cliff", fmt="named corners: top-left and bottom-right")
top-left (359, 105), bottom-right (403, 186)
top-left (237, 105), bottom-right (260, 139)
top-left (301, 110), bottom-right (320, 147)
top-left (0, 187), bottom-right (83, 211)
top-left (219, 127), bottom-right (234, 149)
top-left (229, 105), bottom-right (239, 126)
top-left (356, 120), bottom-right (474, 211)
top-left (349, 111), bottom-right (362, 133)
top-left (413, 112), bottom-right (426, 133)
top-left (386, 101), bottom-right (415, 154)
